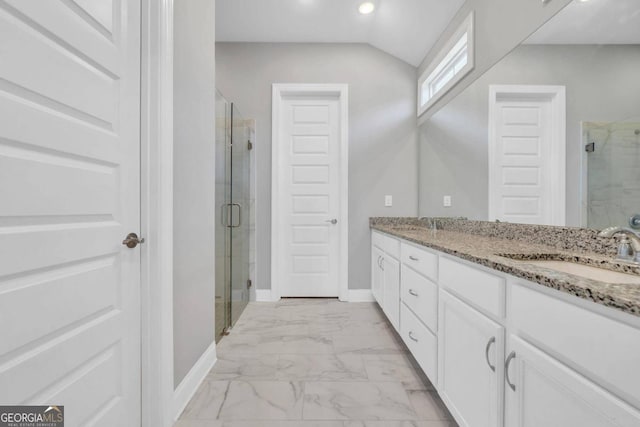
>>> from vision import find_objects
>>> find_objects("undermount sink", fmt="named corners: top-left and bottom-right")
top-left (520, 259), bottom-right (640, 285)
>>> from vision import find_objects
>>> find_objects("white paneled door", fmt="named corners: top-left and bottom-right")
top-left (0, 1), bottom-right (141, 425)
top-left (488, 86), bottom-right (566, 226)
top-left (273, 86), bottom-right (348, 298)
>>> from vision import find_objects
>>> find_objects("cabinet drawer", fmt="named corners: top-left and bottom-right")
top-left (401, 265), bottom-right (437, 333)
top-left (371, 231), bottom-right (400, 259)
top-left (511, 283), bottom-right (640, 408)
top-left (401, 302), bottom-right (437, 384)
top-left (439, 256), bottom-right (505, 319)
top-left (401, 242), bottom-right (438, 281)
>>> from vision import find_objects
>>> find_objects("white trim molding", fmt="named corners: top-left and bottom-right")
top-left (172, 342), bottom-right (217, 421)
top-left (255, 289), bottom-right (278, 302)
top-left (271, 84), bottom-right (349, 302)
top-left (140, 1), bottom-right (175, 427)
top-left (488, 84), bottom-right (566, 226)
top-left (348, 289), bottom-right (375, 302)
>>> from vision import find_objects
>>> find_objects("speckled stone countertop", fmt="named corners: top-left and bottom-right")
top-left (370, 217), bottom-right (640, 317)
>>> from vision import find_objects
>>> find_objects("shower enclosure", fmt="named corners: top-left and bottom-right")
top-left (583, 121), bottom-right (640, 230)
top-left (215, 90), bottom-right (253, 341)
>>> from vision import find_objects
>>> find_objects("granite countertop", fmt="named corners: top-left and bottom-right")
top-left (371, 222), bottom-right (640, 317)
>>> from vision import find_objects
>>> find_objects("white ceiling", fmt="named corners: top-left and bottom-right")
top-left (215, 0), bottom-right (466, 67)
top-left (526, 0), bottom-right (640, 44)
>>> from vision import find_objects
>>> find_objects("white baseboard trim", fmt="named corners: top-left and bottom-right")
top-left (348, 289), bottom-right (375, 302)
top-left (172, 341), bottom-right (217, 421)
top-left (255, 289), bottom-right (277, 302)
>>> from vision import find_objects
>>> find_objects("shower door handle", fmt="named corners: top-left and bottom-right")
top-left (221, 203), bottom-right (241, 227)
top-left (230, 203), bottom-right (241, 228)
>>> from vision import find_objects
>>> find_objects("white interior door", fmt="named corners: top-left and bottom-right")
top-left (488, 86), bottom-right (566, 225)
top-left (273, 87), bottom-right (347, 298)
top-left (0, 1), bottom-right (141, 425)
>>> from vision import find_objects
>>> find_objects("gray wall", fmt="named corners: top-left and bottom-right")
top-left (173, 0), bottom-right (216, 386)
top-left (216, 42), bottom-right (418, 291)
top-left (418, 45), bottom-right (640, 226)
top-left (417, 0), bottom-right (572, 121)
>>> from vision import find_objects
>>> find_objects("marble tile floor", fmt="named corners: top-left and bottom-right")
top-left (175, 298), bottom-right (457, 427)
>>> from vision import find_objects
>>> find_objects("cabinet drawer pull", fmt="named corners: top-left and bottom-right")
top-left (377, 256), bottom-right (382, 268)
top-left (485, 337), bottom-right (496, 372)
top-left (505, 351), bottom-right (516, 391)
top-left (380, 257), bottom-right (384, 271)
top-left (408, 331), bottom-right (418, 342)
top-left (409, 255), bottom-right (419, 261)
top-left (408, 289), bottom-right (419, 297)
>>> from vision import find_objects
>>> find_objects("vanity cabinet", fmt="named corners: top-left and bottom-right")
top-left (371, 230), bottom-right (400, 331)
top-left (370, 228), bottom-right (640, 427)
top-left (382, 255), bottom-right (400, 330)
top-left (505, 282), bottom-right (640, 426)
top-left (505, 335), bottom-right (640, 427)
top-left (371, 246), bottom-right (384, 304)
top-left (399, 241), bottom-right (439, 383)
top-left (438, 289), bottom-right (504, 427)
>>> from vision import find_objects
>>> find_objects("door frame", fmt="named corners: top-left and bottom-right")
top-left (140, 1), bottom-right (176, 426)
top-left (488, 85), bottom-right (566, 226)
top-left (271, 84), bottom-right (349, 302)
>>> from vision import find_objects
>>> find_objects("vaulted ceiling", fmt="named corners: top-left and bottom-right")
top-left (215, 0), bottom-right (466, 67)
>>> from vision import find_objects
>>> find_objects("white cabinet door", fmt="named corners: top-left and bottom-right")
top-left (438, 290), bottom-right (504, 427)
top-left (382, 255), bottom-right (400, 331)
top-left (505, 335), bottom-right (640, 427)
top-left (371, 245), bottom-right (384, 305)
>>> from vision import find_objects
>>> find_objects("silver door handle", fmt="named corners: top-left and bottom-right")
top-left (409, 255), bottom-right (419, 261)
top-left (408, 289), bottom-right (419, 297)
top-left (122, 233), bottom-right (145, 248)
top-left (505, 351), bottom-right (516, 391)
top-left (408, 331), bottom-right (418, 342)
top-left (380, 257), bottom-right (384, 271)
top-left (485, 337), bottom-right (496, 372)
top-left (325, 219), bottom-right (338, 224)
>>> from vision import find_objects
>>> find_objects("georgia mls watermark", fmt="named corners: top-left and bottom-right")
top-left (0, 406), bottom-right (64, 427)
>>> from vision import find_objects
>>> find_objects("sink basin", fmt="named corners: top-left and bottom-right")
top-left (522, 260), bottom-right (640, 285)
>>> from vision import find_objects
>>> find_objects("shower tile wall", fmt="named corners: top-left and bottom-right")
top-left (584, 121), bottom-right (640, 230)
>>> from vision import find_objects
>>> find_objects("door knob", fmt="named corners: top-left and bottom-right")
top-left (122, 232), bottom-right (145, 248)
top-left (325, 219), bottom-right (338, 225)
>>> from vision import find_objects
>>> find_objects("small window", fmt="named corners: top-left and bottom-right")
top-left (418, 12), bottom-right (474, 116)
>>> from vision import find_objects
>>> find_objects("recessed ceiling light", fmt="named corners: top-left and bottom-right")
top-left (358, 2), bottom-right (375, 15)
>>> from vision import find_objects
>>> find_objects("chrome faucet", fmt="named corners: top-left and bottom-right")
top-left (598, 226), bottom-right (640, 263)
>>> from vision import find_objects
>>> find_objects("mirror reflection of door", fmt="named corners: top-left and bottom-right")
top-left (488, 85), bottom-right (566, 226)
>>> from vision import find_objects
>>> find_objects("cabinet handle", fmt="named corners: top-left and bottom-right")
top-left (505, 351), bottom-right (516, 391)
top-left (408, 289), bottom-right (419, 297)
top-left (408, 331), bottom-right (418, 342)
top-left (485, 337), bottom-right (496, 372)
top-left (380, 257), bottom-right (384, 271)
top-left (409, 255), bottom-right (419, 261)
top-left (377, 256), bottom-right (381, 268)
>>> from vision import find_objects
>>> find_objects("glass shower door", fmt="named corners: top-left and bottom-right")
top-left (230, 103), bottom-right (251, 326)
top-left (214, 94), bottom-right (252, 342)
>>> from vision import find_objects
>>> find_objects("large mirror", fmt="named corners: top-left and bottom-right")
top-left (418, 0), bottom-right (640, 229)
